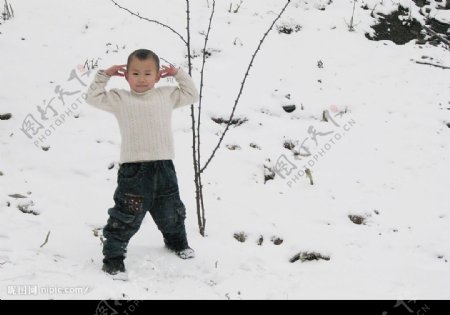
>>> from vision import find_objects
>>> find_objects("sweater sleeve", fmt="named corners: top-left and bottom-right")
top-left (85, 69), bottom-right (121, 113)
top-left (165, 68), bottom-right (199, 109)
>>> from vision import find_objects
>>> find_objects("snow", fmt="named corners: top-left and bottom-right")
top-left (0, 0), bottom-right (450, 300)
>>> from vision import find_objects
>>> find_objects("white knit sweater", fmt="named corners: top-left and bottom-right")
top-left (85, 68), bottom-right (199, 163)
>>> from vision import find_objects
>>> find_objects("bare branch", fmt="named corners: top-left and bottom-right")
top-left (234, 0), bottom-right (244, 14)
top-left (159, 57), bottom-right (176, 67)
top-left (40, 231), bottom-right (51, 248)
top-left (422, 25), bottom-right (450, 49)
top-left (197, 0), bottom-right (215, 172)
top-left (109, 0), bottom-right (187, 45)
top-left (414, 60), bottom-right (450, 69)
top-left (200, 0), bottom-right (291, 173)
top-left (196, 0), bottom-right (215, 237)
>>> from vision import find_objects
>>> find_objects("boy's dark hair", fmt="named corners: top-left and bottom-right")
top-left (126, 49), bottom-right (160, 72)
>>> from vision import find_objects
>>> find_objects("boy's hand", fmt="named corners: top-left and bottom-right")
top-left (159, 65), bottom-right (179, 78)
top-left (104, 64), bottom-right (127, 77)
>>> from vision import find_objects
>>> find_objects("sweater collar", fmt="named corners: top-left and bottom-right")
top-left (130, 88), bottom-right (155, 96)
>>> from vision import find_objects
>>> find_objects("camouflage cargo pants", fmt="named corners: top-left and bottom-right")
top-left (102, 160), bottom-right (189, 263)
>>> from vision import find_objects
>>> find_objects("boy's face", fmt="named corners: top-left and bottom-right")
top-left (125, 57), bottom-right (160, 93)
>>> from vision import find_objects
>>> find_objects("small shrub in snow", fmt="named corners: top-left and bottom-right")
top-left (233, 232), bottom-right (247, 242)
top-left (211, 116), bottom-right (248, 126)
top-left (257, 235), bottom-right (264, 246)
top-left (228, 0), bottom-right (243, 14)
top-left (290, 251), bottom-right (330, 263)
top-left (17, 200), bottom-right (39, 215)
top-left (226, 144), bottom-right (241, 150)
top-left (348, 214), bottom-right (366, 225)
top-left (264, 164), bottom-right (276, 183)
top-left (283, 140), bottom-right (296, 150)
top-left (2, 0), bottom-right (14, 21)
top-left (249, 142), bottom-right (261, 150)
top-left (276, 23), bottom-right (302, 34)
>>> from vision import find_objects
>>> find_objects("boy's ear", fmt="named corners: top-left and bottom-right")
top-left (124, 71), bottom-right (129, 81)
top-left (156, 72), bottom-right (161, 83)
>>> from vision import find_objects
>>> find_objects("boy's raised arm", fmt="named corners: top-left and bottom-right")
top-left (85, 69), bottom-right (122, 113)
top-left (166, 68), bottom-right (200, 109)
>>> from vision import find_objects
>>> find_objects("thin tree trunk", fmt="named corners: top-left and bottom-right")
top-left (185, 0), bottom-right (205, 235)
top-left (196, 0), bottom-right (216, 237)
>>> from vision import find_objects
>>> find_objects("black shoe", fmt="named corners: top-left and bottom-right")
top-left (102, 257), bottom-right (125, 275)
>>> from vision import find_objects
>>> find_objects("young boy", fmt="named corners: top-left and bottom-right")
top-left (85, 49), bottom-right (199, 275)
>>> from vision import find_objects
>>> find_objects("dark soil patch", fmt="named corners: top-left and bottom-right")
top-left (349, 214), bottom-right (366, 225)
top-left (0, 113), bottom-right (12, 120)
top-left (271, 236), bottom-right (283, 245)
top-left (412, 0), bottom-right (430, 7)
top-left (366, 6), bottom-right (424, 45)
top-left (282, 105), bottom-right (296, 113)
top-left (366, 4), bottom-right (450, 46)
top-left (428, 17), bottom-right (450, 35)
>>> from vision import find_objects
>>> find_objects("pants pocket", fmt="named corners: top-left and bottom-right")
top-left (151, 193), bottom-right (185, 233)
top-left (123, 193), bottom-right (144, 214)
top-left (107, 193), bottom-right (145, 227)
top-left (118, 163), bottom-right (142, 181)
top-left (108, 207), bottom-right (136, 224)
top-left (158, 161), bottom-right (179, 197)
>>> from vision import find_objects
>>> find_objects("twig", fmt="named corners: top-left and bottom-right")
top-left (348, 0), bottom-right (357, 32)
top-left (421, 25), bottom-right (450, 49)
top-left (233, 0), bottom-right (244, 13)
top-left (305, 168), bottom-right (314, 185)
top-left (200, 0), bottom-right (291, 173)
top-left (159, 57), bottom-right (175, 67)
top-left (109, 0), bottom-right (187, 45)
top-left (197, 0), bottom-right (215, 169)
top-left (3, 0), bottom-right (12, 20)
top-left (370, 4), bottom-right (378, 18)
top-left (414, 60), bottom-right (450, 69)
top-left (40, 231), bottom-right (51, 248)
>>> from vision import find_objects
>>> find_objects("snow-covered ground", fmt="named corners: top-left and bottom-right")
top-left (1, 0), bottom-right (449, 300)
